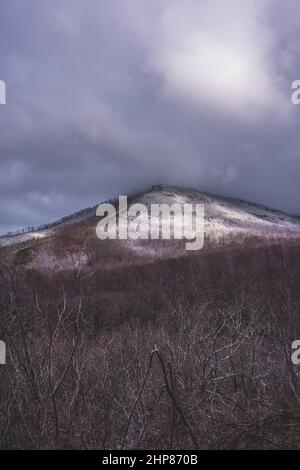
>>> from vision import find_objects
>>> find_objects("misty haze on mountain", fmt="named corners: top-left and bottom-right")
top-left (0, 0), bottom-right (300, 233)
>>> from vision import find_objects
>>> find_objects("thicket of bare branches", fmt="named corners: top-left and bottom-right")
top-left (0, 242), bottom-right (300, 449)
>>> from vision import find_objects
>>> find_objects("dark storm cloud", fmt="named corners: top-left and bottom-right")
top-left (1, 0), bottom-right (300, 233)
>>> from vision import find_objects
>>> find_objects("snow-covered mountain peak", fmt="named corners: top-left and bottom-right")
top-left (1, 185), bottom-right (300, 248)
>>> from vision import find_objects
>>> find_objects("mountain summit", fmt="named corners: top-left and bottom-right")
top-left (1, 185), bottom-right (300, 270)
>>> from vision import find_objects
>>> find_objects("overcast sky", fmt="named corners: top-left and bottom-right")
top-left (0, 0), bottom-right (300, 233)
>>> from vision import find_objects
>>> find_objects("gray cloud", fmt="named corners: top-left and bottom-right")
top-left (1, 0), bottom-right (300, 233)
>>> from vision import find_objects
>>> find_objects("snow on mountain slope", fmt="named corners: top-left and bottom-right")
top-left (0, 205), bottom-right (98, 247)
top-left (0, 229), bottom-right (53, 248)
top-left (1, 185), bottom-right (300, 249)
top-left (134, 185), bottom-right (300, 244)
